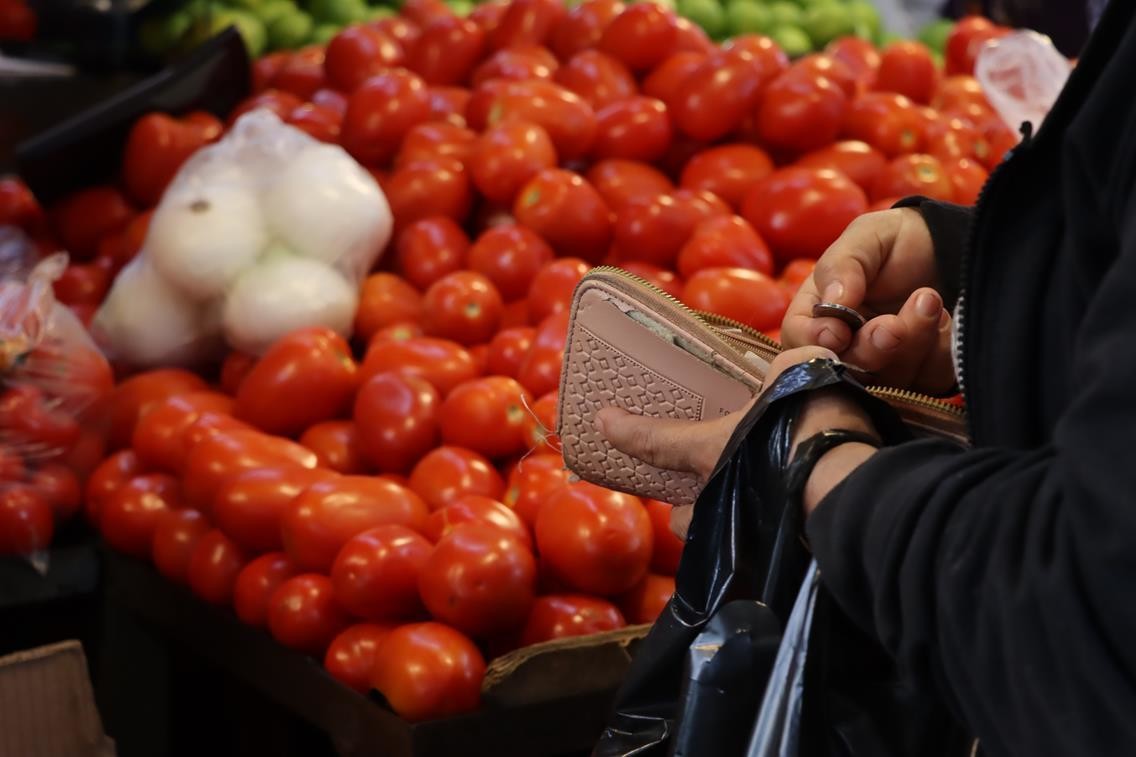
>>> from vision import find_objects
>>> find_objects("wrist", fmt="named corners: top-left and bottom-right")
top-left (802, 442), bottom-right (877, 516)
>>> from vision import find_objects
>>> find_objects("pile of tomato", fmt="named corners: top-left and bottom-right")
top-left (0, 0), bottom-right (1023, 723)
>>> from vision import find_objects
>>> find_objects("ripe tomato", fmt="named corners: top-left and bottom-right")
top-left (555, 50), bottom-right (637, 111)
top-left (409, 446), bottom-right (504, 511)
top-left (943, 157), bottom-right (989, 205)
top-left (341, 70), bottom-right (431, 166)
top-left (620, 573), bottom-right (675, 624)
top-left (235, 328), bottom-right (359, 437)
top-left (325, 623), bottom-right (393, 693)
top-left (741, 167), bottom-right (868, 263)
top-left (354, 273), bottom-right (424, 346)
top-left (487, 327), bottom-right (536, 378)
top-left (361, 336), bottom-right (478, 396)
top-left (524, 256), bottom-right (589, 321)
top-left (418, 522), bottom-right (536, 637)
top-left (756, 70), bottom-right (847, 155)
top-left (514, 169), bottom-right (612, 261)
top-left (30, 464), bottom-right (80, 522)
top-left (669, 52), bottom-right (766, 143)
top-left (671, 16), bottom-right (712, 53)
top-left (644, 499), bottom-right (684, 575)
top-left (286, 102), bottom-right (341, 145)
top-left (371, 622), bottom-right (485, 720)
top-left (0, 385), bottom-right (80, 453)
top-left (371, 16), bottom-right (421, 49)
top-left (679, 145), bottom-right (773, 210)
top-left (353, 372), bottom-right (440, 473)
top-left (945, 16), bottom-right (1009, 76)
top-left (790, 54), bottom-right (856, 98)
top-left (440, 377), bottom-right (532, 459)
top-left (299, 421), bottom-right (367, 475)
top-left (503, 453), bottom-right (569, 527)
top-left (186, 529), bottom-right (248, 605)
top-left (591, 97), bottom-right (672, 163)
top-left (312, 88), bottom-right (349, 116)
top-left (520, 594), bottom-right (625, 645)
top-left (469, 121), bottom-right (558, 207)
top-left (51, 261), bottom-right (107, 308)
top-left (612, 190), bottom-right (729, 268)
top-left (273, 48), bottom-right (326, 101)
top-left (486, 80), bottom-right (597, 161)
top-left (842, 92), bottom-right (924, 158)
top-left (50, 186), bottom-right (134, 260)
top-left (409, 15), bottom-right (486, 86)
top-left (151, 508), bottom-right (211, 584)
top-left (872, 154), bottom-right (954, 202)
top-left (425, 494), bottom-right (532, 548)
top-left (398, 0), bottom-right (448, 27)
top-left (537, 482), bottom-right (651, 595)
top-left (490, 0), bottom-right (563, 48)
top-left (550, 0), bottom-right (623, 61)
top-left (220, 351), bottom-right (256, 396)
top-left (794, 140), bottom-right (886, 194)
top-left (131, 392), bottom-right (235, 473)
top-left (779, 259), bottom-right (816, 297)
top-left (617, 262), bottom-right (683, 299)
top-left (467, 224), bottom-right (555, 303)
top-left (586, 160), bottom-right (674, 212)
top-left (268, 574), bottom-right (350, 655)
top-left (331, 524), bottom-right (432, 619)
top-left (108, 369), bottom-right (207, 450)
top-left (213, 466), bottom-right (332, 553)
top-left (0, 176), bottom-right (43, 230)
top-left (825, 37), bottom-right (880, 93)
top-left (324, 26), bottom-right (404, 93)
top-left (421, 271), bottom-right (504, 346)
top-left (427, 87), bottom-right (472, 127)
top-left (875, 41), bottom-right (938, 105)
top-left (641, 50), bottom-right (703, 104)
top-left (473, 45), bottom-right (559, 87)
top-left (519, 390), bottom-right (559, 453)
top-left (0, 485), bottom-right (53, 554)
top-left (394, 218), bottom-right (468, 293)
top-left (386, 158), bottom-right (473, 233)
top-left (233, 552), bottom-right (297, 628)
top-left (677, 216), bottom-right (773, 279)
top-left (181, 429), bottom-right (318, 514)
top-left (100, 473), bottom-right (180, 559)
top-left (396, 122), bottom-right (477, 169)
top-left (598, 3), bottom-right (676, 72)
top-left (924, 116), bottom-right (990, 163)
top-left (517, 310), bottom-right (570, 397)
top-left (682, 268), bottom-right (789, 332)
top-left (933, 75), bottom-right (989, 113)
top-left (465, 79), bottom-right (512, 131)
top-left (84, 450), bottom-right (143, 525)
top-left (122, 113), bottom-right (215, 208)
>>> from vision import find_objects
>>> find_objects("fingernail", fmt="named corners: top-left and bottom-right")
top-left (916, 292), bottom-right (940, 318)
top-left (823, 282), bottom-right (844, 303)
top-left (871, 328), bottom-right (900, 350)
top-left (817, 327), bottom-right (843, 351)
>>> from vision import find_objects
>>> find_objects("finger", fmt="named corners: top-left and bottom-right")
top-left (670, 505), bottom-right (693, 541)
top-left (765, 345), bottom-right (840, 388)
top-left (781, 275), bottom-right (855, 351)
top-left (811, 211), bottom-right (904, 309)
top-left (595, 407), bottom-right (723, 479)
top-left (837, 289), bottom-right (945, 383)
top-left (912, 306), bottom-right (958, 395)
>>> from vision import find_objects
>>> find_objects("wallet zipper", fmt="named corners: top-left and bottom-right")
top-left (588, 266), bottom-right (965, 423)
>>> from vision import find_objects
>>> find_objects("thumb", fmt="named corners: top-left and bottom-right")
top-left (812, 244), bottom-right (871, 309)
top-left (595, 407), bottom-right (722, 480)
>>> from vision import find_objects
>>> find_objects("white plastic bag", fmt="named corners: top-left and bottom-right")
top-left (975, 30), bottom-right (1072, 136)
top-left (93, 110), bottom-right (393, 365)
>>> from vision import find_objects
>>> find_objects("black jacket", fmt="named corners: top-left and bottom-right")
top-left (806, 1), bottom-right (1136, 755)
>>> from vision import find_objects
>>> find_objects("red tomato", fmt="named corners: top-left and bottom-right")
top-left (213, 466), bottom-right (332, 553)
top-left (121, 113), bottom-right (215, 208)
top-left (641, 51), bottom-right (703, 103)
top-left (924, 116), bottom-right (990, 163)
top-left (361, 336), bottom-right (478, 395)
top-left (513, 169), bottom-right (612, 261)
top-left (108, 369), bottom-right (207, 450)
top-left (341, 70), bottom-right (431, 166)
top-left (427, 86), bottom-right (472, 127)
top-left (398, 0), bottom-right (448, 27)
top-left (741, 167), bottom-right (868, 263)
top-left (268, 574), bottom-right (350, 655)
top-left (371, 622), bottom-right (485, 720)
top-left (84, 450), bottom-right (143, 525)
top-left (644, 499), bottom-right (684, 575)
top-left (324, 26), bottom-right (404, 93)
top-left (409, 446), bottom-right (504, 511)
top-left (235, 328), bottom-right (358, 437)
top-left (186, 529), bottom-right (248, 605)
top-left (490, 0), bottom-right (564, 49)
top-left (671, 17), bottom-right (713, 53)
top-left (181, 429), bottom-right (319, 514)
top-left (0, 385), bottom-right (80, 454)
top-left (486, 79), bottom-right (597, 161)
top-left (100, 474), bottom-right (180, 558)
top-left (272, 48), bottom-right (326, 100)
top-left (409, 15), bottom-right (486, 86)
top-left (325, 623), bottom-right (393, 693)
top-left (669, 52), bottom-right (764, 143)
top-left (550, 0), bottom-right (623, 61)
top-left (421, 271), bottom-right (504, 346)
top-left (353, 372), bottom-right (440, 473)
top-left (440, 377), bottom-right (532, 459)
top-left (331, 524), bottom-right (432, 619)
top-left (300, 421), bottom-right (367, 475)
top-left (679, 145), bottom-right (773, 210)
top-left (842, 92), bottom-right (924, 158)
top-left (980, 117), bottom-right (1019, 170)
top-left (617, 262), bottom-right (684, 299)
top-left (825, 37), bottom-right (880, 92)
top-left (536, 482), bottom-right (651, 595)
top-left (465, 79), bottom-right (512, 131)
top-left (220, 351), bottom-right (256, 396)
top-left (131, 392), bottom-right (235, 473)
top-left (425, 494), bottom-right (532, 548)
top-left (469, 121), bottom-right (559, 206)
top-left (521, 594), bottom-right (625, 645)
top-left (287, 103), bottom-right (341, 144)
top-left (311, 88), bottom-right (349, 116)
top-left (473, 45), bottom-right (559, 87)
top-left (598, 3), bottom-right (676, 72)
top-left (371, 16), bottom-right (421, 49)
top-left (393, 218), bottom-right (468, 293)
top-left (386, 158), bottom-right (473, 231)
top-left (872, 154), bottom-right (954, 202)
top-left (151, 508), bottom-right (211, 584)
top-left (586, 160), bottom-right (674, 212)
top-left (875, 41), bottom-right (939, 105)
top-left (467, 224), bottom-right (555, 302)
top-left (943, 157), bottom-right (989, 205)
top-left (517, 310), bottom-right (570, 396)
top-left (933, 75), bottom-right (990, 113)
top-left (682, 267), bottom-right (789, 332)
top-left (555, 50), bottom-right (637, 110)
top-left (794, 140), bottom-right (887, 194)
top-left (0, 176), bottom-right (42, 230)
top-left (790, 54), bottom-right (856, 97)
top-left (354, 273), bottom-right (424, 346)
top-left (229, 89), bottom-right (305, 124)
top-left (620, 572), bottom-right (675, 624)
top-left (528, 257), bottom-right (591, 327)
top-left (756, 70), bottom-right (848, 154)
top-left (519, 390), bottom-right (559, 453)
top-left (677, 215), bottom-right (773, 279)
top-left (503, 453), bottom-right (568, 527)
top-left (418, 522), bottom-right (536, 637)
top-left (487, 327), bottom-right (536, 378)
top-left (0, 485), bottom-right (53, 554)
top-left (612, 190), bottom-right (730, 268)
top-left (50, 186), bottom-right (134, 260)
top-left (29, 463), bottom-right (80, 522)
top-left (396, 122), bottom-right (477, 169)
top-left (946, 16), bottom-right (1009, 76)
top-left (779, 258), bottom-right (816, 296)
top-left (591, 97), bottom-right (672, 162)
top-left (233, 552), bottom-right (298, 628)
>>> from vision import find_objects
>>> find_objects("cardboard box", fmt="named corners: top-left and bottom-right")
top-left (0, 640), bottom-right (116, 757)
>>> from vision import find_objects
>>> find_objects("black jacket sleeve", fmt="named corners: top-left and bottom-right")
top-left (894, 197), bottom-right (973, 311)
top-left (807, 200), bottom-right (1136, 755)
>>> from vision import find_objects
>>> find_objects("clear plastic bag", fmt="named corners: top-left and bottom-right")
top-left (975, 30), bottom-right (1072, 135)
top-left (92, 109), bottom-right (393, 366)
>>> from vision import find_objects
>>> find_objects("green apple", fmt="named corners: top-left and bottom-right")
top-left (209, 9), bottom-right (267, 57)
top-left (766, 1), bottom-right (802, 29)
top-left (268, 10), bottom-right (313, 49)
top-left (769, 24), bottom-right (812, 57)
top-left (919, 18), bottom-right (954, 52)
top-left (846, 1), bottom-right (881, 41)
top-left (726, 0), bottom-right (772, 35)
top-left (801, 3), bottom-right (855, 47)
top-left (310, 22), bottom-right (340, 44)
top-left (679, 0), bottom-right (727, 39)
top-left (308, 0), bottom-right (367, 25)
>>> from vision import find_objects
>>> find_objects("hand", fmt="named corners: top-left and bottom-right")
top-left (780, 208), bottom-right (956, 395)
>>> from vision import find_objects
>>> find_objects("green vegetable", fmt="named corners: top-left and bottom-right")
top-left (801, 3), bottom-right (856, 47)
top-left (307, 0), bottom-right (368, 25)
top-left (725, 0), bottom-right (772, 35)
top-left (209, 9), bottom-right (268, 57)
top-left (268, 10), bottom-right (313, 50)
top-left (309, 22), bottom-right (341, 44)
top-left (769, 24), bottom-right (812, 57)
top-left (679, 0), bottom-right (727, 39)
top-left (918, 18), bottom-right (954, 52)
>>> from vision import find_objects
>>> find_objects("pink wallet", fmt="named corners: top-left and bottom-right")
top-left (556, 267), bottom-right (969, 506)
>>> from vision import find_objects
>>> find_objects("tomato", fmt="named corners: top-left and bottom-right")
top-left (329, 524), bottom-right (431, 620)
top-left (682, 267), bottom-right (789, 332)
top-left (555, 50), bottom-right (637, 111)
top-left (517, 310), bottom-right (569, 396)
top-left (99, 473), bottom-right (179, 558)
top-left (273, 48), bottom-right (326, 101)
top-left (520, 594), bottom-right (625, 645)
top-left (676, 215), bottom-right (773, 279)
top-left (473, 45), bottom-right (558, 87)
top-left (536, 482), bottom-right (651, 595)
top-left (678, 145), bottom-right (773, 211)
top-left (943, 157), bottom-right (989, 205)
top-left (874, 41), bottom-right (938, 105)
top-left (980, 117), bottom-right (1019, 170)
top-left (29, 463), bottom-right (80, 522)
top-left (612, 190), bottom-right (730, 268)
top-left (501, 454), bottom-right (567, 528)
top-left (0, 485), bottom-right (53, 554)
top-left (0, 448), bottom-right (25, 485)
top-left (407, 15), bottom-right (485, 86)
top-left (756, 70), bottom-right (848, 154)
top-left (872, 154), bottom-right (954, 203)
top-left (84, 450), bottom-right (143, 525)
top-left (371, 16), bottom-right (421, 49)
top-left (420, 271), bottom-right (504, 347)
top-left (325, 623), bottom-right (393, 693)
top-left (842, 92), bottom-right (924, 158)
top-left (399, 0), bottom-right (450, 25)
top-left (396, 122), bottom-right (477, 169)
top-left (779, 258), bottom-right (816, 296)
top-left (741, 167), bottom-right (868, 263)
top-left (824, 36), bottom-right (880, 93)
top-left (469, 121), bottom-right (558, 207)
top-left (427, 87), bottom-right (472, 127)
top-left (299, 421), bottom-right (366, 475)
top-left (341, 70), bottom-right (431, 166)
top-left (924, 116), bottom-right (990, 164)
top-left (513, 169), bottom-right (612, 262)
top-left (389, 225), bottom-right (463, 297)
top-left (131, 392), bottom-right (235, 473)
top-left (598, 3), bottom-right (676, 72)
top-left (286, 103), bottom-right (341, 144)
top-left (794, 140), bottom-right (886, 195)
top-left (586, 160), bottom-right (674, 212)
top-left (468, 0), bottom-right (506, 34)
top-left (229, 89), bottom-right (305, 124)
top-left (50, 186), bottom-right (134, 260)
top-left (440, 376), bottom-right (532, 459)
top-left (353, 274), bottom-right (423, 347)
top-left (945, 16), bottom-right (1009, 76)
top-left (409, 446), bottom-right (504, 511)
top-left (486, 80), bottom-right (597, 161)
top-left (518, 390), bottom-right (558, 453)
top-left (489, 0), bottom-right (563, 49)
top-left (0, 176), bottom-right (42, 230)
top-left (671, 17), bottom-right (712, 53)
top-left (235, 328), bottom-right (358, 437)
top-left (386, 158), bottom-right (473, 231)
top-left (371, 622), bottom-right (485, 720)
top-left (640, 51), bottom-right (702, 105)
top-left (0, 385), bottom-right (80, 453)
top-left (619, 573), bottom-right (675, 624)
top-left (424, 494), bottom-right (532, 548)
top-left (361, 336), bottom-right (478, 395)
top-left (933, 75), bottom-right (989, 113)
top-left (418, 522), bottom-right (536, 637)
top-left (353, 372), bottom-right (440, 473)
top-left (550, 0), bottom-right (623, 61)
top-left (643, 499), bottom-right (684, 575)
top-left (668, 53), bottom-right (764, 143)
top-left (214, 354), bottom-right (252, 398)
top-left (151, 508), bottom-right (211, 584)
top-left (212, 466), bottom-right (330, 553)
top-left (122, 113), bottom-right (215, 208)
top-left (591, 97), bottom-right (672, 163)
top-left (231, 552), bottom-right (297, 628)
top-left (484, 329), bottom-right (534, 381)
top-left (467, 224), bottom-right (555, 303)
top-left (465, 79), bottom-right (512, 131)
top-left (181, 429), bottom-right (319, 514)
top-left (268, 574), bottom-right (350, 655)
top-left (617, 262), bottom-right (683, 299)
top-left (324, 26), bottom-right (403, 93)
top-left (108, 369), bottom-right (207, 450)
